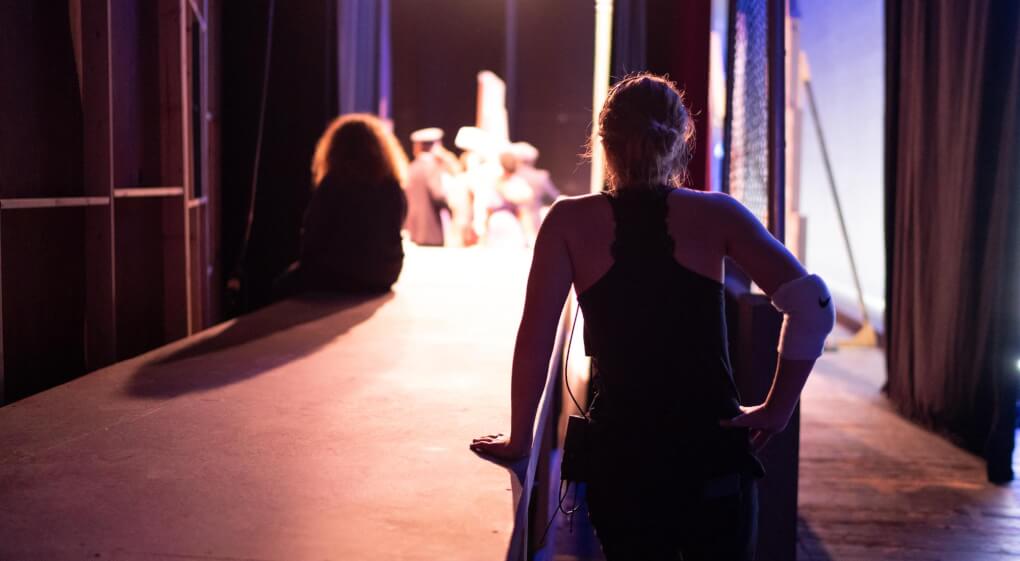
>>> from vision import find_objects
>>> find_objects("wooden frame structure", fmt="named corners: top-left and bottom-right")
top-left (0, 0), bottom-right (219, 403)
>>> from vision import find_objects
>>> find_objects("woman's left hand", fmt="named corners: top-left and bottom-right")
top-left (470, 433), bottom-right (529, 461)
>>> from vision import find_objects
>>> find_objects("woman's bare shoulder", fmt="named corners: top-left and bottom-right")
top-left (673, 188), bottom-right (757, 224)
top-left (546, 193), bottom-right (607, 219)
top-left (674, 187), bottom-right (738, 208)
top-left (552, 192), bottom-right (606, 208)
top-left (538, 193), bottom-right (610, 239)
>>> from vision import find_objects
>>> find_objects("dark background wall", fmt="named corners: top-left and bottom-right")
top-left (0, 3), bottom-right (87, 400)
top-left (1, 0), bottom-right (220, 402)
top-left (390, 0), bottom-right (505, 157)
top-left (391, 0), bottom-right (595, 196)
top-left (0, 2), bottom-right (84, 198)
top-left (514, 0), bottom-right (595, 196)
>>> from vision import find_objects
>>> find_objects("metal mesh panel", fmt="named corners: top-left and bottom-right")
top-left (726, 0), bottom-right (770, 225)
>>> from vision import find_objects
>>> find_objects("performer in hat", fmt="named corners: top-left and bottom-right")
top-left (509, 142), bottom-right (560, 205)
top-left (454, 126), bottom-right (505, 244)
top-left (403, 127), bottom-right (448, 246)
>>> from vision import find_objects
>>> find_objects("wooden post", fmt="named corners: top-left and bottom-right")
top-left (767, 0), bottom-right (785, 241)
top-left (82, 0), bottom-right (117, 372)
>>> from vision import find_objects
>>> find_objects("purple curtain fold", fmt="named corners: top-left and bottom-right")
top-left (884, 0), bottom-right (1020, 482)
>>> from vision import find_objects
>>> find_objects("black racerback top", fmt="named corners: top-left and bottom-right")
top-left (577, 186), bottom-right (758, 484)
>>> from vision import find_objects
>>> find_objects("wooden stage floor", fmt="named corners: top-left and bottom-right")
top-left (2, 245), bottom-right (1017, 561)
top-left (0, 247), bottom-right (535, 560)
top-left (796, 344), bottom-right (1020, 561)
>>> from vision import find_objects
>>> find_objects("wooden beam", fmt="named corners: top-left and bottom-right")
top-left (113, 187), bottom-right (184, 198)
top-left (0, 212), bottom-right (5, 403)
top-left (200, 0), bottom-right (213, 329)
top-left (82, 0), bottom-right (117, 371)
top-left (151, 0), bottom-right (191, 341)
top-left (103, 0), bottom-right (114, 201)
top-left (767, 0), bottom-right (785, 241)
top-left (178, 0), bottom-right (194, 335)
top-left (0, 197), bottom-right (110, 210)
top-left (204, 0), bottom-right (221, 325)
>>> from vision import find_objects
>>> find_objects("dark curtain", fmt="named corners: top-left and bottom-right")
top-left (885, 0), bottom-right (1020, 483)
top-left (338, 0), bottom-right (385, 115)
top-left (611, 0), bottom-right (647, 78)
top-left (221, 1), bottom-right (338, 314)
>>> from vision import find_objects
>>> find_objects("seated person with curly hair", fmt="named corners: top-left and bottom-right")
top-left (289, 113), bottom-right (408, 295)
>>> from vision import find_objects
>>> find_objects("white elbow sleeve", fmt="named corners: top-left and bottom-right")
top-left (770, 274), bottom-right (836, 360)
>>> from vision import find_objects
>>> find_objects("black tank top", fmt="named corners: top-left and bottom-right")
top-left (577, 186), bottom-right (756, 482)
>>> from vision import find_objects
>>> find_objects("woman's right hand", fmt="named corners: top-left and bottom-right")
top-left (720, 403), bottom-right (793, 452)
top-left (470, 433), bottom-right (530, 461)
top-left (720, 356), bottom-right (816, 452)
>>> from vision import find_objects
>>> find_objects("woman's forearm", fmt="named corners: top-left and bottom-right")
top-left (489, 199), bottom-right (574, 455)
top-left (762, 356), bottom-right (815, 425)
top-left (508, 323), bottom-right (558, 450)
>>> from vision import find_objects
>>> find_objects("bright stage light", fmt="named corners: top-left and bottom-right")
top-left (590, 0), bottom-right (613, 194)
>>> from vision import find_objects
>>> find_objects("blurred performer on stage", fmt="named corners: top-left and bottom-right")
top-left (455, 126), bottom-right (505, 244)
top-left (493, 142), bottom-right (562, 246)
top-left (403, 127), bottom-right (447, 246)
top-left (436, 143), bottom-right (478, 247)
top-left (495, 150), bottom-right (541, 245)
top-left (509, 142), bottom-right (560, 205)
top-left (403, 128), bottom-right (476, 247)
top-left (281, 113), bottom-right (407, 295)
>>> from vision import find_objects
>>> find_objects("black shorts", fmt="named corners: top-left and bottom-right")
top-left (586, 473), bottom-right (758, 561)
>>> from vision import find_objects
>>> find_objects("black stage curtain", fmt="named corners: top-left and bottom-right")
top-left (885, 0), bottom-right (1020, 483)
top-left (221, 1), bottom-right (338, 314)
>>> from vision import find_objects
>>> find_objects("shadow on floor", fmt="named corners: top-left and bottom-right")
top-left (551, 483), bottom-right (604, 561)
top-left (124, 292), bottom-right (394, 398)
top-left (470, 450), bottom-right (533, 561)
top-left (796, 516), bottom-right (836, 561)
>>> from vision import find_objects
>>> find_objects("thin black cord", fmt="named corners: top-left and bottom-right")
top-left (536, 478), bottom-right (590, 549)
top-left (563, 482), bottom-right (583, 516)
top-left (569, 483), bottom-right (578, 533)
top-left (563, 305), bottom-right (588, 417)
top-left (535, 306), bottom-right (590, 550)
top-left (536, 481), bottom-right (571, 547)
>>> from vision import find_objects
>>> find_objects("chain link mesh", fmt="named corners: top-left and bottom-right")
top-left (727, 0), bottom-right (770, 225)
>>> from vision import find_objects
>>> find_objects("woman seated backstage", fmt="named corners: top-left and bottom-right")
top-left (296, 114), bottom-right (408, 294)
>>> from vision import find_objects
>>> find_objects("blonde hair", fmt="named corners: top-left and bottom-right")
top-left (311, 113), bottom-right (409, 188)
top-left (594, 72), bottom-right (695, 191)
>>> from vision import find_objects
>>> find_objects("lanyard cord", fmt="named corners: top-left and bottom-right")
top-left (562, 304), bottom-right (589, 417)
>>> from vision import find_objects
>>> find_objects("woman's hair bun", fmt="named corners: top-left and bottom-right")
top-left (592, 72), bottom-right (694, 189)
top-left (647, 120), bottom-right (680, 153)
